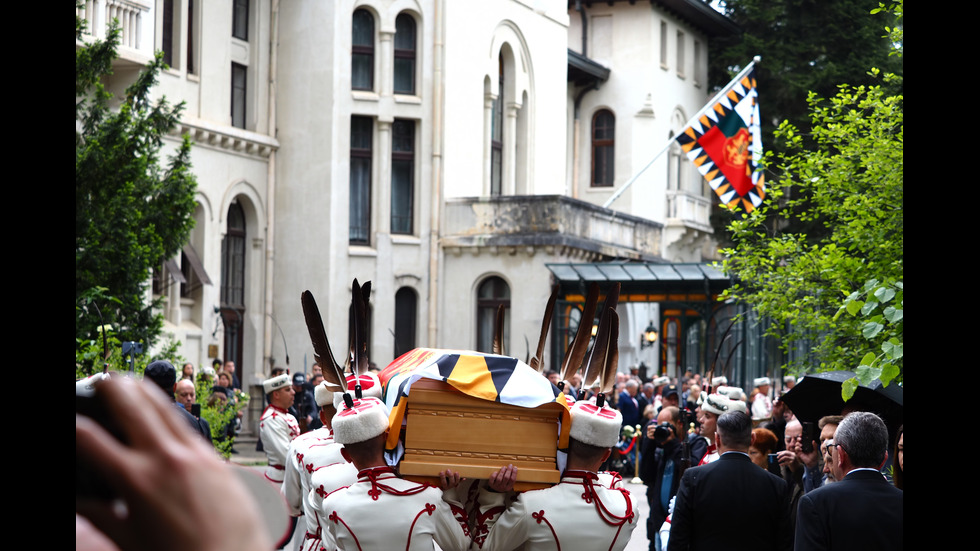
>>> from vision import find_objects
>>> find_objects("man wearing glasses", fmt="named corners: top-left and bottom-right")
top-left (795, 412), bottom-right (903, 551)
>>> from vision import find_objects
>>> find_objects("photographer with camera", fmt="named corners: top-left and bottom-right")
top-left (639, 405), bottom-right (689, 551)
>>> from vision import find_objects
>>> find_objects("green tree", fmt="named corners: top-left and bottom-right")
top-left (719, 67), bottom-right (903, 386)
top-left (76, 14), bottom-right (197, 349)
top-left (707, 0), bottom-right (902, 243)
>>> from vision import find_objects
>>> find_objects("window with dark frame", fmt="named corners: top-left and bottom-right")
top-left (394, 287), bottom-right (418, 358)
top-left (187, 0), bottom-right (196, 74)
top-left (592, 109), bottom-right (615, 187)
top-left (232, 0), bottom-right (249, 40)
top-left (352, 9), bottom-right (375, 91)
top-left (162, 0), bottom-right (175, 67)
top-left (393, 13), bottom-right (416, 95)
top-left (476, 276), bottom-right (510, 354)
top-left (231, 63), bottom-right (247, 129)
top-left (220, 203), bottom-right (246, 308)
top-left (490, 54), bottom-right (503, 196)
top-left (350, 116), bottom-right (373, 244)
top-left (391, 119), bottom-right (415, 235)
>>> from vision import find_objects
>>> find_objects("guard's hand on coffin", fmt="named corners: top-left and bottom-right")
top-left (487, 464), bottom-right (517, 493)
top-left (438, 470), bottom-right (464, 491)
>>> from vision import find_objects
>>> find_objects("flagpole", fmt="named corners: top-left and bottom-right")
top-left (602, 56), bottom-right (761, 209)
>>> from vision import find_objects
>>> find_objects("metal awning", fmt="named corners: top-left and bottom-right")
top-left (182, 243), bottom-right (213, 285)
top-left (545, 261), bottom-right (730, 301)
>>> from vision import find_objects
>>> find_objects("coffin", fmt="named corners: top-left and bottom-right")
top-left (380, 349), bottom-right (570, 491)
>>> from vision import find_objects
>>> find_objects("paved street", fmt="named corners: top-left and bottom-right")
top-left (231, 436), bottom-right (651, 550)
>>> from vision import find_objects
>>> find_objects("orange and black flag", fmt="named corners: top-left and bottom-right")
top-left (675, 67), bottom-right (765, 212)
top-left (379, 348), bottom-right (571, 455)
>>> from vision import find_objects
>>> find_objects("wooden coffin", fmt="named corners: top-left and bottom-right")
top-left (397, 378), bottom-right (564, 491)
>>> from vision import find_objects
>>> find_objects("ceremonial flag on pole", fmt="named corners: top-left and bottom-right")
top-left (675, 66), bottom-right (765, 212)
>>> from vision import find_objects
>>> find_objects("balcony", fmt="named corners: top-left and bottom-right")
top-left (76, 0), bottom-right (154, 69)
top-left (442, 195), bottom-right (662, 261)
top-left (666, 190), bottom-right (713, 232)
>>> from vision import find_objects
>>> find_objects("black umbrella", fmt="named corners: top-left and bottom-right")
top-left (781, 370), bottom-right (903, 430)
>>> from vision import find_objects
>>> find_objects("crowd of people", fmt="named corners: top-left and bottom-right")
top-left (77, 358), bottom-right (902, 551)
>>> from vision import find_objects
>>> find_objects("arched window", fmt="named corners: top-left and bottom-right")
top-left (490, 53), bottom-right (503, 196)
top-left (394, 287), bottom-right (418, 358)
top-left (220, 201), bottom-right (246, 372)
top-left (352, 9), bottom-right (374, 91)
top-left (393, 13), bottom-right (416, 95)
top-left (476, 276), bottom-right (509, 353)
top-left (221, 202), bottom-right (246, 307)
top-left (592, 109), bottom-right (615, 187)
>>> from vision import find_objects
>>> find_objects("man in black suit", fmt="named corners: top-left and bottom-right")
top-left (668, 410), bottom-right (791, 551)
top-left (795, 412), bottom-right (903, 551)
top-left (619, 379), bottom-right (642, 427)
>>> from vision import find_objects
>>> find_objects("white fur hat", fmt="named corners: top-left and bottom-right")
top-left (332, 372), bottom-right (383, 408)
top-left (711, 376), bottom-right (728, 387)
top-left (753, 377), bottom-right (771, 388)
top-left (332, 397), bottom-right (390, 445)
top-left (720, 386), bottom-right (745, 401)
top-left (700, 393), bottom-right (731, 416)
top-left (315, 382), bottom-right (343, 407)
top-left (729, 400), bottom-right (748, 414)
top-left (263, 373), bottom-right (291, 393)
top-left (568, 400), bottom-right (623, 448)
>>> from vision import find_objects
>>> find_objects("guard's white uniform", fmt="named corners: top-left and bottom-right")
top-left (473, 470), bottom-right (637, 551)
top-left (322, 466), bottom-right (471, 551)
top-left (751, 393), bottom-right (773, 421)
top-left (260, 404), bottom-right (301, 483)
top-left (310, 458), bottom-right (358, 551)
top-left (281, 428), bottom-right (345, 551)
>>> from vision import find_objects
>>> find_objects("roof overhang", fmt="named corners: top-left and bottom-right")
top-left (567, 48), bottom-right (610, 86)
top-left (546, 261), bottom-right (731, 301)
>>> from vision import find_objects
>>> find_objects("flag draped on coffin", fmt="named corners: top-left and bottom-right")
top-left (675, 68), bottom-right (764, 212)
top-left (379, 348), bottom-right (571, 456)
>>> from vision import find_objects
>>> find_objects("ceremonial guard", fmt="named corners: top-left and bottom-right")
top-left (473, 398), bottom-right (638, 550)
top-left (260, 373), bottom-right (301, 484)
top-left (281, 381), bottom-right (344, 551)
top-left (321, 395), bottom-right (471, 551)
top-left (694, 393), bottom-right (731, 466)
top-left (473, 296), bottom-right (638, 551)
top-left (751, 376), bottom-right (774, 422)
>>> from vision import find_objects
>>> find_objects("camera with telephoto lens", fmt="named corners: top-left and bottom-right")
top-left (652, 421), bottom-right (677, 444)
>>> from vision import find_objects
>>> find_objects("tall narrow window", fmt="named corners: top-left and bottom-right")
top-left (220, 202), bottom-right (246, 377)
top-left (352, 9), bottom-right (374, 91)
top-left (693, 40), bottom-right (703, 87)
top-left (391, 119), bottom-right (415, 234)
top-left (220, 203), bottom-right (246, 308)
top-left (592, 109), bottom-right (615, 187)
top-left (187, 0), bottom-right (196, 74)
top-left (490, 55), bottom-right (503, 196)
top-left (393, 13), bottom-right (416, 95)
top-left (350, 116), bottom-right (373, 244)
top-left (232, 0), bottom-right (249, 40)
top-left (394, 287), bottom-right (418, 358)
top-left (476, 276), bottom-right (509, 354)
top-left (231, 63), bottom-right (247, 129)
top-left (162, 0), bottom-right (175, 67)
top-left (676, 30), bottom-right (685, 78)
top-left (659, 21), bottom-right (668, 68)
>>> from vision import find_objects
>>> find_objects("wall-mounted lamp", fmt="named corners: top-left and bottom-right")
top-left (640, 321), bottom-right (658, 349)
